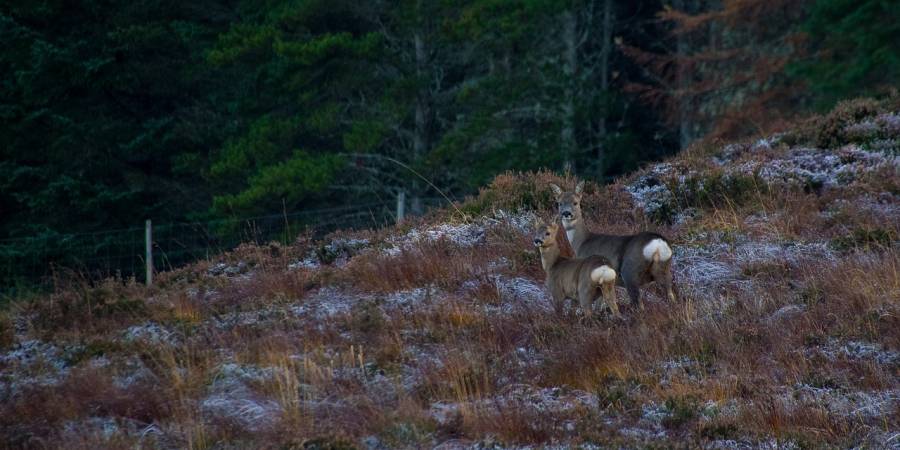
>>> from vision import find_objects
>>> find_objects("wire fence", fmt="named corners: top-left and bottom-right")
top-left (0, 198), bottom-right (447, 295)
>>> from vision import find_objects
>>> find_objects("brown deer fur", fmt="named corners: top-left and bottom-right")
top-left (550, 181), bottom-right (676, 309)
top-left (533, 219), bottom-right (620, 318)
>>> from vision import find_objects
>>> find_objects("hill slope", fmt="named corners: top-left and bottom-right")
top-left (1, 98), bottom-right (898, 448)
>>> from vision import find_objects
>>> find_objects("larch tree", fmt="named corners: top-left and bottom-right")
top-left (622, 0), bottom-right (808, 146)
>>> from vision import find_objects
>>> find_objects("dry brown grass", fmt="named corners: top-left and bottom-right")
top-left (2, 100), bottom-right (898, 447)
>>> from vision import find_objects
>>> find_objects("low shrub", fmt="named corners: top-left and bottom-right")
top-left (830, 227), bottom-right (896, 252)
top-left (662, 394), bottom-right (700, 429)
top-left (459, 170), bottom-right (574, 217)
top-left (784, 97), bottom-right (882, 148)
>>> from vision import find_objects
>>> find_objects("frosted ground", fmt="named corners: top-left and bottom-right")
top-left (1, 106), bottom-right (898, 448)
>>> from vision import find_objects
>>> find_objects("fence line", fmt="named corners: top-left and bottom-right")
top-left (0, 198), bottom-right (447, 294)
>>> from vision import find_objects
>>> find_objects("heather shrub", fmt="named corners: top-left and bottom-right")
top-left (830, 227), bottom-right (896, 252)
top-left (28, 275), bottom-right (148, 335)
top-left (641, 170), bottom-right (770, 223)
top-left (662, 394), bottom-right (700, 429)
top-left (816, 98), bottom-right (881, 147)
top-left (459, 170), bottom-right (574, 217)
top-left (0, 312), bottom-right (13, 350)
top-left (293, 436), bottom-right (360, 450)
top-left (673, 172), bottom-right (767, 211)
top-left (1, 98), bottom-right (898, 448)
top-left (783, 98), bottom-right (882, 148)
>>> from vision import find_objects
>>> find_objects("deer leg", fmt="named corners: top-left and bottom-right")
top-left (577, 285), bottom-right (594, 320)
top-left (668, 282), bottom-right (679, 303)
top-left (621, 259), bottom-right (645, 310)
top-left (602, 282), bottom-right (620, 318)
top-left (663, 271), bottom-right (677, 303)
top-left (625, 279), bottom-right (643, 310)
top-left (551, 286), bottom-right (566, 317)
top-left (654, 262), bottom-right (677, 302)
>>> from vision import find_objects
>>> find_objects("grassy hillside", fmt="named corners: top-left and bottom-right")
top-left (1, 98), bottom-right (898, 449)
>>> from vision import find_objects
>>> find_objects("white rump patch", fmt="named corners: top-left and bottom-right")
top-left (643, 238), bottom-right (673, 262)
top-left (590, 265), bottom-right (616, 283)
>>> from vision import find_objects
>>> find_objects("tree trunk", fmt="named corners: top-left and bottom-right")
top-left (673, 0), bottom-right (693, 150)
top-left (561, 10), bottom-right (578, 174)
top-left (597, 0), bottom-right (613, 178)
top-left (412, 31), bottom-right (429, 215)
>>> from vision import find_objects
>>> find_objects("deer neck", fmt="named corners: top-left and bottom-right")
top-left (538, 245), bottom-right (561, 272)
top-left (563, 217), bottom-right (588, 251)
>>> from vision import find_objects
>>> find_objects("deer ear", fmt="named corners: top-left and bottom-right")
top-left (532, 216), bottom-right (545, 228)
top-left (549, 183), bottom-right (563, 197)
top-left (575, 181), bottom-right (585, 194)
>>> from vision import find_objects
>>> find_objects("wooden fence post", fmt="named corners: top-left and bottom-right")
top-left (396, 190), bottom-right (406, 224)
top-left (145, 219), bottom-right (153, 286)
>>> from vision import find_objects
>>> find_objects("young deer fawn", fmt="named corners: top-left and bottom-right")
top-left (550, 181), bottom-right (676, 309)
top-left (532, 218), bottom-right (620, 319)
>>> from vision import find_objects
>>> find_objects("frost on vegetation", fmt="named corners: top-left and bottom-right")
top-left (201, 363), bottom-right (280, 431)
top-left (287, 257), bottom-right (319, 270)
top-left (811, 339), bottom-right (900, 366)
top-left (459, 274), bottom-right (555, 314)
top-left (866, 138), bottom-right (899, 153)
top-left (287, 211), bottom-right (532, 266)
top-left (733, 241), bottom-right (835, 265)
top-left (628, 139), bottom-right (897, 219)
top-left (835, 341), bottom-right (900, 365)
top-left (112, 357), bottom-right (156, 389)
top-left (786, 385), bottom-right (899, 420)
top-left (384, 222), bottom-right (485, 256)
top-left (383, 211), bottom-right (537, 256)
top-left (766, 304), bottom-right (805, 324)
top-left (488, 209), bottom-right (539, 234)
top-left (62, 417), bottom-right (125, 441)
top-left (622, 402), bottom-right (671, 440)
top-left (497, 384), bottom-right (597, 412)
top-left (0, 339), bottom-right (68, 373)
top-left (428, 384), bottom-right (596, 426)
top-left (207, 285), bottom-right (439, 331)
top-left (707, 439), bottom-right (800, 450)
top-left (122, 322), bottom-right (177, 345)
top-left (624, 164), bottom-right (677, 219)
top-left (0, 341), bottom-right (69, 391)
top-left (757, 439), bottom-right (801, 450)
top-left (380, 287), bottom-right (432, 311)
top-left (619, 427), bottom-right (668, 441)
top-left (640, 401), bottom-right (671, 425)
top-left (734, 145), bottom-right (895, 189)
top-left (210, 304), bottom-right (299, 330)
top-left (844, 121), bottom-right (881, 141)
top-left (714, 135), bottom-right (786, 165)
top-left (288, 287), bottom-right (365, 320)
top-left (289, 237), bottom-right (371, 270)
top-left (700, 439), bottom-right (754, 450)
top-left (490, 276), bottom-right (552, 312)
top-left (207, 261), bottom-right (248, 277)
top-left (0, 340), bottom-right (72, 393)
top-left (289, 286), bottom-right (441, 323)
top-left (674, 244), bottom-right (739, 289)
top-left (827, 195), bottom-right (900, 221)
top-left (844, 112), bottom-right (900, 143)
top-left (674, 238), bottom-right (835, 291)
top-left (88, 355), bottom-right (111, 368)
top-left (186, 287), bottom-right (218, 301)
top-left (656, 357), bottom-right (704, 385)
top-left (671, 207), bottom-right (701, 225)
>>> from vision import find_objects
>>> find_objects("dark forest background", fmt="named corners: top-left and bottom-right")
top-left (1, 0), bottom-right (898, 285)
